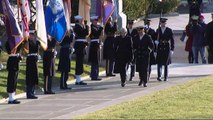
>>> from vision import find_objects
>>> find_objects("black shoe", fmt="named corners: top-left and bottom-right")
top-left (107, 74), bottom-right (116, 77)
top-left (121, 82), bottom-right (126, 87)
top-left (8, 99), bottom-right (20, 104)
top-left (138, 81), bottom-right (143, 86)
top-left (129, 77), bottom-right (133, 81)
top-left (157, 78), bottom-right (162, 81)
top-left (143, 83), bottom-right (147, 87)
top-left (60, 87), bottom-right (72, 90)
top-left (27, 96), bottom-right (38, 99)
top-left (75, 81), bottom-right (87, 85)
top-left (164, 79), bottom-right (168, 81)
top-left (44, 91), bottom-right (55, 94)
top-left (91, 78), bottom-right (102, 81)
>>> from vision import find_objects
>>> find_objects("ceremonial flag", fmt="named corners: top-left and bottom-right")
top-left (63, 0), bottom-right (71, 31)
top-left (0, 0), bottom-right (24, 53)
top-left (45, 0), bottom-right (67, 42)
top-left (110, 0), bottom-right (118, 20)
top-left (36, 0), bottom-right (48, 50)
top-left (18, 0), bottom-right (30, 39)
top-left (79, 0), bottom-right (91, 24)
top-left (96, 0), bottom-right (115, 25)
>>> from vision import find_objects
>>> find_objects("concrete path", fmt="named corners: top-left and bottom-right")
top-left (0, 63), bottom-right (213, 119)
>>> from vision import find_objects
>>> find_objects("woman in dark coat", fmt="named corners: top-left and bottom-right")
top-left (134, 26), bottom-right (154, 87)
top-left (26, 31), bottom-right (40, 99)
top-left (185, 21), bottom-right (194, 63)
top-left (58, 31), bottom-right (74, 89)
top-left (114, 28), bottom-right (133, 87)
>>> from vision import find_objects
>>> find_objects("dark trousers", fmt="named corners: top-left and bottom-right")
top-left (130, 64), bottom-right (135, 79)
top-left (148, 64), bottom-right (152, 80)
top-left (7, 70), bottom-right (18, 93)
top-left (90, 63), bottom-right (99, 79)
top-left (26, 84), bottom-right (35, 97)
top-left (157, 64), bottom-right (168, 79)
top-left (60, 72), bottom-right (68, 88)
top-left (44, 76), bottom-right (53, 92)
top-left (188, 51), bottom-right (194, 63)
top-left (139, 71), bottom-right (148, 84)
top-left (106, 59), bottom-right (114, 76)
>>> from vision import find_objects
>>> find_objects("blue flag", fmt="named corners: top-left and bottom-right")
top-left (45, 0), bottom-right (67, 42)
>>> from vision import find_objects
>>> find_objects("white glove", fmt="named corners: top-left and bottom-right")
top-left (170, 50), bottom-right (174, 55)
top-left (154, 52), bottom-right (157, 58)
top-left (154, 40), bottom-right (159, 45)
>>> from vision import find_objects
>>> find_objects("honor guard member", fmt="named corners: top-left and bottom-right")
top-left (126, 20), bottom-right (138, 81)
top-left (88, 16), bottom-right (103, 80)
top-left (5, 42), bottom-right (22, 104)
top-left (26, 30), bottom-right (40, 99)
top-left (143, 19), bottom-right (157, 80)
top-left (134, 26), bottom-right (154, 87)
top-left (74, 15), bottom-right (89, 85)
top-left (103, 16), bottom-right (118, 77)
top-left (156, 18), bottom-right (174, 81)
top-left (114, 28), bottom-right (133, 87)
top-left (58, 30), bottom-right (74, 89)
top-left (205, 13), bottom-right (213, 63)
top-left (43, 35), bottom-right (57, 94)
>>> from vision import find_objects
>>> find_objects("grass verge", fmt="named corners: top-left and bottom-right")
top-left (77, 76), bottom-right (213, 119)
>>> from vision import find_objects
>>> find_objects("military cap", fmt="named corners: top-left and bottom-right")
top-left (90, 16), bottom-right (99, 21)
top-left (74, 15), bottom-right (83, 20)
top-left (128, 20), bottom-right (134, 24)
top-left (191, 15), bottom-right (199, 21)
top-left (160, 18), bottom-right (168, 23)
top-left (137, 26), bottom-right (144, 30)
top-left (29, 30), bottom-right (35, 34)
top-left (143, 18), bottom-right (151, 23)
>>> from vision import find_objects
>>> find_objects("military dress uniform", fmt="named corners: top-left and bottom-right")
top-left (5, 42), bottom-right (22, 104)
top-left (88, 19), bottom-right (103, 80)
top-left (114, 35), bottom-right (133, 87)
top-left (74, 19), bottom-right (89, 85)
top-left (156, 18), bottom-right (175, 81)
top-left (134, 29), bottom-right (154, 87)
top-left (26, 36), bottom-right (40, 99)
top-left (103, 20), bottom-right (117, 76)
top-left (127, 20), bottom-right (138, 81)
top-left (144, 19), bottom-right (157, 80)
top-left (43, 38), bottom-right (57, 94)
top-left (58, 34), bottom-right (73, 89)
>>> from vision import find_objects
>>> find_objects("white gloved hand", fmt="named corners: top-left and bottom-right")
top-left (154, 40), bottom-right (159, 45)
top-left (170, 50), bottom-right (174, 55)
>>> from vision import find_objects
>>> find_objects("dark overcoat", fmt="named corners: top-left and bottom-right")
top-left (58, 35), bottom-right (73, 72)
top-left (156, 27), bottom-right (174, 65)
top-left (114, 35), bottom-right (133, 73)
top-left (134, 34), bottom-right (154, 73)
top-left (146, 28), bottom-right (157, 65)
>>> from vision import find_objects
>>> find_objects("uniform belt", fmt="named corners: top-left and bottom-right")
top-left (76, 39), bottom-right (87, 42)
top-left (46, 49), bottom-right (55, 52)
top-left (90, 39), bottom-right (99, 42)
top-left (9, 54), bottom-right (20, 57)
top-left (160, 41), bottom-right (169, 43)
top-left (27, 53), bottom-right (38, 56)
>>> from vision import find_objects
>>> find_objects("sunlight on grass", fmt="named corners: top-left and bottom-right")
top-left (77, 76), bottom-right (213, 119)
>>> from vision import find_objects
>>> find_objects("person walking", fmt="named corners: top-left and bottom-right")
top-left (103, 16), bottom-right (117, 77)
top-left (43, 36), bottom-right (57, 94)
top-left (26, 30), bottom-right (40, 99)
top-left (58, 30), bottom-right (74, 89)
top-left (5, 42), bottom-right (22, 104)
top-left (156, 18), bottom-right (175, 81)
top-left (73, 15), bottom-right (89, 85)
top-left (205, 13), bottom-right (213, 63)
top-left (114, 28), bottom-right (133, 87)
top-left (143, 19), bottom-right (157, 80)
top-left (134, 26), bottom-right (154, 87)
top-left (88, 16), bottom-right (103, 80)
top-left (126, 20), bottom-right (138, 81)
top-left (185, 21), bottom-right (194, 63)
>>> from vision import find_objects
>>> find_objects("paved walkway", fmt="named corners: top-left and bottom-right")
top-left (0, 63), bottom-right (213, 119)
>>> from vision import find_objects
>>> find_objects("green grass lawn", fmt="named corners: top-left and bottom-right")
top-left (0, 55), bottom-right (104, 99)
top-left (77, 76), bottom-right (213, 119)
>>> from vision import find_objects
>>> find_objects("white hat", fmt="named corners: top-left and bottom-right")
top-left (29, 30), bottom-right (35, 34)
top-left (74, 15), bottom-right (83, 20)
top-left (90, 16), bottom-right (99, 20)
